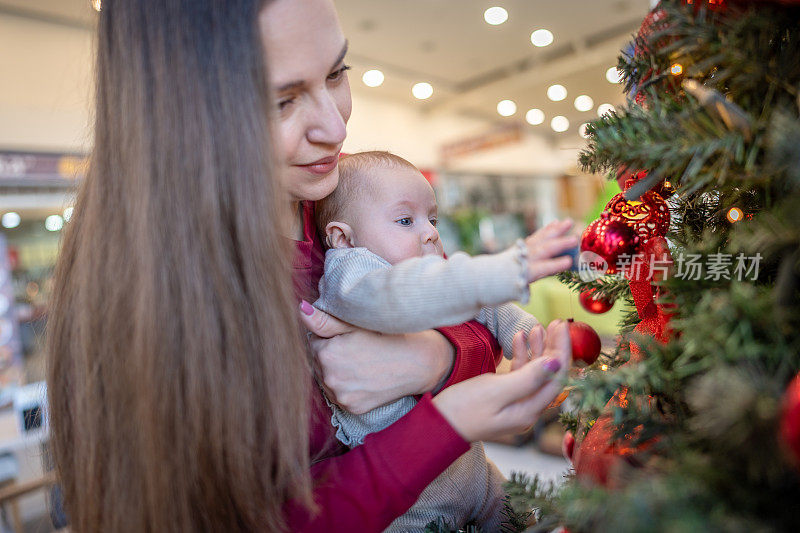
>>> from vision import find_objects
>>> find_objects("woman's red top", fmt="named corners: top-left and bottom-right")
top-left (285, 201), bottom-right (502, 532)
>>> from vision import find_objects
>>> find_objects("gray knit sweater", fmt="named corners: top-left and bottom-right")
top-left (314, 244), bottom-right (539, 532)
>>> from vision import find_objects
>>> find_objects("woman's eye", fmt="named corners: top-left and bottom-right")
top-left (277, 97), bottom-right (295, 111)
top-left (397, 217), bottom-right (412, 227)
top-left (328, 64), bottom-right (351, 82)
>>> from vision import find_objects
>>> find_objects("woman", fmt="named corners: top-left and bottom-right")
top-left (46, 1), bottom-right (572, 531)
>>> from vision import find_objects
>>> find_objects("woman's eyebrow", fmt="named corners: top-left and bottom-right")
top-left (276, 41), bottom-right (349, 93)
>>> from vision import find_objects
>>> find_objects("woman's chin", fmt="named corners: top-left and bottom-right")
top-left (287, 167), bottom-right (340, 202)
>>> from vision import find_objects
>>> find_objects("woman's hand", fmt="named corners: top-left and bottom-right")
top-left (523, 219), bottom-right (579, 282)
top-left (300, 303), bottom-right (454, 414)
top-left (432, 320), bottom-right (571, 443)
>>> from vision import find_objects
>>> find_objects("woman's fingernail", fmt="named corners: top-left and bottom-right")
top-left (300, 300), bottom-right (314, 316)
top-left (544, 358), bottom-right (562, 373)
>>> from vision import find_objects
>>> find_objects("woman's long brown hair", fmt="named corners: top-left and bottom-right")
top-left (46, 1), bottom-right (311, 530)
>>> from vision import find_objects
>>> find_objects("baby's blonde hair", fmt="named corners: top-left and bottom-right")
top-left (315, 151), bottom-right (420, 237)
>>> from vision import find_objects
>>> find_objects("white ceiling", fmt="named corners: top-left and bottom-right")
top-left (0, 0), bottom-right (650, 142)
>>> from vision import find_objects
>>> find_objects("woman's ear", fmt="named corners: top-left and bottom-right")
top-left (325, 221), bottom-right (356, 249)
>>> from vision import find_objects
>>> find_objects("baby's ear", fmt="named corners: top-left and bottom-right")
top-left (325, 221), bottom-right (356, 249)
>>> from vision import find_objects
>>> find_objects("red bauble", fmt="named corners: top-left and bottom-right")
top-left (562, 431), bottom-right (576, 462)
top-left (620, 169), bottom-right (676, 198)
top-left (604, 190), bottom-right (671, 243)
top-left (579, 288), bottom-right (615, 314)
top-left (568, 318), bottom-right (601, 366)
top-left (580, 218), bottom-right (639, 274)
top-left (780, 373), bottom-right (800, 468)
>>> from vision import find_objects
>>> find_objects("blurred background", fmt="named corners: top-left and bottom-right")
top-left (0, 0), bottom-right (651, 530)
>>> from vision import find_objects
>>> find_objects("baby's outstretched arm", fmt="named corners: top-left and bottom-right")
top-left (314, 219), bottom-right (577, 334)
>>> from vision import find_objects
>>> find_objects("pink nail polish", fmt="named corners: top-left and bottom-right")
top-left (300, 300), bottom-right (314, 316)
top-left (544, 358), bottom-right (562, 373)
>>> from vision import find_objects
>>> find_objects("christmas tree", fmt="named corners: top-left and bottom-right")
top-left (504, 1), bottom-right (800, 531)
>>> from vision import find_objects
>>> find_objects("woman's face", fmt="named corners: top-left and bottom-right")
top-left (260, 0), bottom-right (352, 203)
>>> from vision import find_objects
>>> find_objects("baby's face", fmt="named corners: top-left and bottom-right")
top-left (350, 165), bottom-right (443, 265)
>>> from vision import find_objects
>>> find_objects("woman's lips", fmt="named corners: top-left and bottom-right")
top-left (296, 155), bottom-right (338, 176)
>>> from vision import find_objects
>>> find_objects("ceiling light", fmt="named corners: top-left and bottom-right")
top-left (1, 213), bottom-right (20, 229)
top-left (574, 95), bottom-right (594, 112)
top-left (551, 116), bottom-right (569, 133)
top-left (530, 29), bottom-right (554, 47)
top-left (597, 103), bottom-right (615, 117)
top-left (484, 6), bottom-right (508, 25)
top-left (497, 100), bottom-right (517, 117)
top-left (579, 123), bottom-right (590, 138)
top-left (412, 82), bottom-right (433, 100)
top-left (526, 108), bottom-right (545, 125)
top-left (45, 215), bottom-right (64, 232)
top-left (63, 206), bottom-right (74, 222)
top-left (362, 69), bottom-right (384, 87)
top-left (547, 84), bottom-right (567, 102)
top-left (605, 66), bottom-right (622, 84)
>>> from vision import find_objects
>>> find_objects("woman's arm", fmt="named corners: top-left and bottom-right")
top-left (287, 321), bottom-right (571, 532)
top-left (303, 306), bottom-right (502, 413)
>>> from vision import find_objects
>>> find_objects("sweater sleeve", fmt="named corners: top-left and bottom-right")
top-left (434, 320), bottom-right (503, 391)
top-left (314, 246), bottom-right (530, 334)
top-left (475, 303), bottom-right (540, 360)
top-left (284, 393), bottom-right (469, 532)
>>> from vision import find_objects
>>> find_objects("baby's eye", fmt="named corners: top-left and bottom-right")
top-left (396, 217), bottom-right (413, 227)
top-left (429, 217), bottom-right (438, 227)
top-left (328, 65), bottom-right (351, 82)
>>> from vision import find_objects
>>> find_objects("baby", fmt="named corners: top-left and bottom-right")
top-left (313, 151), bottom-right (574, 532)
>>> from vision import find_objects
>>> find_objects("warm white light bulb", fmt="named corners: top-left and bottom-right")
top-left (1, 213), bottom-right (20, 229)
top-left (574, 95), bottom-right (594, 112)
top-left (45, 215), bottom-right (64, 232)
top-left (530, 29), bottom-right (554, 47)
top-left (362, 70), bottom-right (384, 87)
top-left (497, 99), bottom-right (517, 117)
top-left (551, 116), bottom-right (569, 133)
top-left (547, 84), bottom-right (567, 102)
top-left (412, 82), bottom-right (434, 100)
top-left (526, 108), bottom-right (545, 125)
top-left (597, 103), bottom-right (615, 117)
top-left (484, 6), bottom-right (508, 25)
top-left (606, 66), bottom-right (622, 84)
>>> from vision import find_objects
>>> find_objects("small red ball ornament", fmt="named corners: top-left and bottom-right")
top-left (581, 219), bottom-right (639, 274)
top-left (604, 190), bottom-right (671, 243)
top-left (780, 373), bottom-right (800, 468)
top-left (568, 318), bottom-right (601, 366)
top-left (562, 431), bottom-right (576, 462)
top-left (579, 288), bottom-right (615, 314)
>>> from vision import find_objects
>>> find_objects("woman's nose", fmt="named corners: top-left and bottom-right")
top-left (306, 91), bottom-right (347, 146)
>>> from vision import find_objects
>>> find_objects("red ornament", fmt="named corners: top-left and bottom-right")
top-left (781, 373), bottom-right (800, 468)
top-left (619, 169), bottom-right (676, 198)
top-left (579, 288), bottom-right (615, 314)
top-left (604, 190), bottom-right (671, 243)
top-left (562, 431), bottom-right (576, 462)
top-left (580, 218), bottom-right (639, 274)
top-left (568, 318), bottom-right (601, 366)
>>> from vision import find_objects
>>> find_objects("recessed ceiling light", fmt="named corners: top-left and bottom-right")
top-left (526, 109), bottom-right (545, 125)
top-left (1, 212), bottom-right (20, 229)
top-left (547, 84), bottom-right (567, 102)
top-left (605, 66), bottom-right (622, 84)
top-left (530, 29), bottom-right (554, 47)
top-left (574, 95), bottom-right (594, 112)
top-left (45, 215), bottom-right (64, 232)
top-left (579, 123), bottom-right (590, 138)
top-left (497, 100), bottom-right (517, 117)
top-left (484, 6), bottom-right (508, 25)
top-left (362, 69), bottom-right (384, 87)
top-left (597, 103), bottom-right (615, 117)
top-left (412, 82), bottom-right (433, 100)
top-left (551, 116), bottom-right (569, 133)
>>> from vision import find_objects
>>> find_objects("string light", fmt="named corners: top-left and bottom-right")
top-left (600, 364), bottom-right (609, 371)
top-left (670, 63), bottom-right (683, 76)
top-left (726, 207), bottom-right (743, 223)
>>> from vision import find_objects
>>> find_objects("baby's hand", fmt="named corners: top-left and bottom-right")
top-left (523, 219), bottom-right (578, 282)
